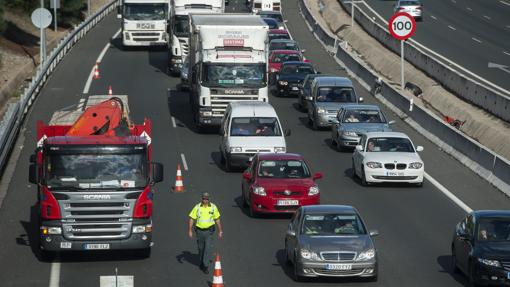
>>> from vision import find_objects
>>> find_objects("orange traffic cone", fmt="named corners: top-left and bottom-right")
top-left (108, 85), bottom-right (113, 96)
top-left (172, 164), bottom-right (184, 192)
top-left (93, 62), bottom-right (100, 79)
top-left (212, 254), bottom-right (224, 287)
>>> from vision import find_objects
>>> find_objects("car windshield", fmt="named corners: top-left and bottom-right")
top-left (123, 3), bottom-right (168, 20)
top-left (316, 87), bottom-right (356, 103)
top-left (477, 217), bottom-right (510, 242)
top-left (366, 137), bottom-right (415, 152)
top-left (202, 63), bottom-right (266, 88)
top-left (270, 41), bottom-right (299, 51)
top-left (257, 160), bottom-right (311, 178)
top-left (281, 64), bottom-right (314, 75)
top-left (269, 33), bottom-right (290, 41)
top-left (302, 213), bottom-right (367, 236)
top-left (45, 152), bottom-right (148, 189)
top-left (230, 117), bottom-right (282, 136)
top-left (343, 109), bottom-right (385, 123)
top-left (400, 0), bottom-right (421, 6)
top-left (272, 53), bottom-right (302, 63)
top-left (173, 15), bottom-right (189, 37)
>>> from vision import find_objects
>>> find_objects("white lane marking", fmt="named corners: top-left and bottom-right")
top-left (83, 29), bottom-right (119, 94)
top-left (500, 0), bottom-right (510, 6)
top-left (425, 173), bottom-right (473, 213)
top-left (83, 65), bottom-right (95, 94)
top-left (451, 0), bottom-right (456, 3)
top-left (448, 25), bottom-right (456, 30)
top-left (171, 116), bottom-right (177, 128)
top-left (472, 37), bottom-right (483, 43)
top-left (483, 15), bottom-right (491, 20)
top-left (97, 43), bottom-right (111, 63)
top-left (48, 261), bottom-right (61, 287)
top-left (180, 153), bottom-right (189, 171)
top-left (506, 25), bottom-right (510, 29)
top-left (112, 28), bottom-right (121, 39)
top-left (430, 15), bottom-right (437, 20)
top-left (466, 7), bottom-right (472, 11)
top-left (504, 51), bottom-right (510, 56)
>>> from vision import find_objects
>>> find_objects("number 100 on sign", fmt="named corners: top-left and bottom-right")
top-left (388, 12), bottom-right (416, 41)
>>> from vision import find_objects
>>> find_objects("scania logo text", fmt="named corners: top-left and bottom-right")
top-left (224, 89), bottom-right (245, 94)
top-left (83, 194), bottom-right (111, 200)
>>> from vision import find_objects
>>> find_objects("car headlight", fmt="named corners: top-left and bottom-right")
top-left (366, 161), bottom-right (382, 168)
top-left (132, 224), bottom-right (152, 233)
top-left (343, 131), bottom-right (357, 137)
top-left (478, 258), bottom-right (500, 267)
top-left (200, 110), bottom-right (212, 116)
top-left (278, 80), bottom-right (288, 86)
top-left (230, 147), bottom-right (242, 153)
top-left (300, 249), bottom-right (322, 260)
top-left (357, 249), bottom-right (375, 261)
top-left (308, 185), bottom-right (319, 196)
top-left (408, 162), bottom-right (423, 169)
top-left (270, 68), bottom-right (278, 73)
top-left (317, 107), bottom-right (326, 114)
top-left (274, 147), bottom-right (286, 153)
top-left (252, 186), bottom-right (266, 196)
top-left (41, 226), bottom-right (62, 235)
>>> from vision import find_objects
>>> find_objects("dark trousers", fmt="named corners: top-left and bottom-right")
top-left (195, 227), bottom-right (214, 268)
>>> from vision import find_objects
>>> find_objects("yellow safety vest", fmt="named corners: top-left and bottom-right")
top-left (189, 203), bottom-right (221, 229)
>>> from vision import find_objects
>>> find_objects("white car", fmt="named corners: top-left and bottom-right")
top-left (394, 0), bottom-right (423, 22)
top-left (352, 132), bottom-right (424, 186)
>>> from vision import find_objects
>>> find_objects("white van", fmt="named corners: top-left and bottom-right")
top-left (249, 0), bottom-right (281, 13)
top-left (219, 101), bottom-right (290, 171)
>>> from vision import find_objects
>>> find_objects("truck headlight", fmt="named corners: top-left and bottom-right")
top-left (200, 110), bottom-right (212, 117)
top-left (252, 186), bottom-right (266, 196)
top-left (317, 107), bottom-right (326, 114)
top-left (366, 162), bottom-right (382, 168)
top-left (478, 258), bottom-right (500, 267)
top-left (278, 80), bottom-right (288, 86)
top-left (357, 249), bottom-right (375, 261)
top-left (300, 249), bottom-right (321, 260)
top-left (124, 32), bottom-right (130, 40)
top-left (229, 147), bottom-right (242, 153)
top-left (132, 224), bottom-right (152, 233)
top-left (408, 162), bottom-right (423, 169)
top-left (41, 226), bottom-right (62, 235)
top-left (343, 131), bottom-right (357, 137)
top-left (308, 185), bottom-right (319, 196)
top-left (274, 147), bottom-right (286, 153)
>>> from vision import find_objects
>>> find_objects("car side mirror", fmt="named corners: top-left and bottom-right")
top-left (285, 129), bottom-right (291, 136)
top-left (305, 96), bottom-right (313, 101)
top-left (117, 14), bottom-right (122, 19)
top-left (388, 120), bottom-right (396, 125)
top-left (151, 162), bottom-right (164, 184)
top-left (284, 20), bottom-right (288, 23)
top-left (332, 119), bottom-right (339, 124)
top-left (243, 171), bottom-right (251, 180)
top-left (301, 49), bottom-right (306, 53)
top-left (313, 172), bottom-right (323, 180)
top-left (358, 97), bottom-right (364, 102)
top-left (355, 145), bottom-right (363, 152)
top-left (369, 230), bottom-right (379, 237)
top-left (316, 71), bottom-right (321, 74)
top-left (29, 163), bottom-right (37, 184)
top-left (416, 146), bottom-right (424, 152)
top-left (287, 224), bottom-right (296, 237)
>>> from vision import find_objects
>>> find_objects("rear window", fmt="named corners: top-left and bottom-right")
top-left (316, 87), bottom-right (356, 103)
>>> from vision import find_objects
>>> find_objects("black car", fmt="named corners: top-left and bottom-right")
top-left (276, 61), bottom-right (317, 97)
top-left (298, 74), bottom-right (335, 111)
top-left (257, 10), bottom-right (285, 28)
top-left (262, 18), bottom-right (279, 30)
top-left (452, 210), bottom-right (510, 286)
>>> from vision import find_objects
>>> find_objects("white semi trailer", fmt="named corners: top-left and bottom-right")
top-left (188, 14), bottom-right (269, 131)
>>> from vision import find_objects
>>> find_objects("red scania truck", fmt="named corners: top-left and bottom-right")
top-left (29, 96), bottom-right (163, 258)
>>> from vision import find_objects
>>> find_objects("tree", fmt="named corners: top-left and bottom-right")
top-left (59, 0), bottom-right (85, 27)
top-left (0, 0), bottom-right (5, 34)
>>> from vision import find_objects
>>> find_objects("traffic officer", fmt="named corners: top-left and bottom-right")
top-left (188, 192), bottom-right (223, 274)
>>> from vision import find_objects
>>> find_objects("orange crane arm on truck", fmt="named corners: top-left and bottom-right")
top-left (65, 97), bottom-right (131, 137)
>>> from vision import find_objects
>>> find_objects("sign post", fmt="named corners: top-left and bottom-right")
top-left (388, 12), bottom-right (416, 90)
top-left (50, 0), bottom-right (60, 31)
top-left (31, 7), bottom-right (53, 64)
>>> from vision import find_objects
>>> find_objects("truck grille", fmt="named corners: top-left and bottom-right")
top-left (134, 37), bottom-right (159, 42)
top-left (321, 251), bottom-right (356, 261)
top-left (132, 32), bottom-right (159, 36)
top-left (210, 95), bottom-right (260, 117)
top-left (179, 39), bottom-right (189, 56)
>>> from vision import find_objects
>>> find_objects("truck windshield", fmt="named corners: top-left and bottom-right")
top-left (124, 3), bottom-right (168, 21)
top-left (173, 15), bottom-right (189, 37)
top-left (45, 152), bottom-right (148, 190)
top-left (230, 117), bottom-right (282, 136)
top-left (202, 63), bottom-right (266, 88)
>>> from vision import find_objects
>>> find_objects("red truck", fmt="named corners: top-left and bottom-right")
top-left (29, 96), bottom-right (163, 258)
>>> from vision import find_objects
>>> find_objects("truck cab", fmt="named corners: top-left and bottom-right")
top-left (249, 0), bottom-right (281, 13)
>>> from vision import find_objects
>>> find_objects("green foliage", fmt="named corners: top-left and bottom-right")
top-left (5, 0), bottom-right (40, 12)
top-left (0, 0), bottom-right (5, 34)
top-left (59, 0), bottom-right (86, 27)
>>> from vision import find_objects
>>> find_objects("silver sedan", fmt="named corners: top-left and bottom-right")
top-left (394, 0), bottom-right (423, 21)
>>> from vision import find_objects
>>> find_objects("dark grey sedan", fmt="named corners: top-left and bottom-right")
top-left (331, 105), bottom-right (394, 151)
top-left (284, 205), bottom-right (379, 281)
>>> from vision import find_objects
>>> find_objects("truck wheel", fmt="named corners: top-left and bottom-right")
top-left (224, 157), bottom-right (232, 172)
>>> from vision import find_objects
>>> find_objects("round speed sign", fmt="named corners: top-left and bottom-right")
top-left (388, 12), bottom-right (416, 41)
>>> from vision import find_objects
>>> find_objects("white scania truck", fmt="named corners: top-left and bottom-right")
top-left (168, 0), bottom-right (225, 75)
top-left (188, 14), bottom-right (269, 131)
top-left (119, 0), bottom-right (171, 47)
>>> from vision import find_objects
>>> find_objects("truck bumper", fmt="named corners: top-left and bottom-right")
top-left (40, 233), bottom-right (152, 251)
top-left (197, 108), bottom-right (223, 127)
top-left (169, 56), bottom-right (183, 74)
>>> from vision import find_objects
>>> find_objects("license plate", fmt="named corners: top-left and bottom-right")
top-left (277, 199), bottom-right (299, 206)
top-left (386, 171), bottom-right (404, 176)
top-left (60, 242), bottom-right (72, 249)
top-left (292, 87), bottom-right (299, 90)
top-left (84, 244), bottom-right (110, 250)
top-left (326, 263), bottom-right (352, 270)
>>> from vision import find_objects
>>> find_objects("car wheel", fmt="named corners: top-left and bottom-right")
top-left (39, 249), bottom-right (57, 262)
top-left (468, 262), bottom-right (481, 287)
top-left (351, 160), bottom-right (357, 179)
top-left (365, 274), bottom-right (378, 282)
top-left (451, 248), bottom-right (460, 274)
top-left (312, 118), bottom-right (319, 131)
top-left (361, 167), bottom-right (369, 186)
top-left (220, 150), bottom-right (226, 165)
top-left (336, 139), bottom-right (345, 152)
top-left (293, 254), bottom-right (305, 282)
top-left (241, 190), bottom-right (248, 207)
top-left (224, 157), bottom-right (232, 172)
top-left (136, 248), bottom-right (151, 259)
top-left (284, 241), bottom-right (292, 265)
top-left (249, 198), bottom-right (258, 218)
top-left (415, 181), bottom-right (423, 188)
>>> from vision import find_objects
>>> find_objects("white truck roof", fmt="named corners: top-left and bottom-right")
top-left (124, 0), bottom-right (169, 4)
top-left (229, 101), bottom-right (277, 118)
top-left (174, 0), bottom-right (224, 14)
top-left (191, 14), bottom-right (268, 51)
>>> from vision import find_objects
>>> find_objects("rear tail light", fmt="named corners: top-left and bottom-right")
top-left (133, 188), bottom-right (153, 218)
top-left (41, 189), bottom-right (61, 220)
top-left (399, 7), bottom-right (406, 11)
top-left (416, 6), bottom-right (422, 10)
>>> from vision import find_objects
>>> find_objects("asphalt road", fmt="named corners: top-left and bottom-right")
top-left (361, 0), bottom-right (510, 91)
top-left (0, 0), bottom-right (508, 286)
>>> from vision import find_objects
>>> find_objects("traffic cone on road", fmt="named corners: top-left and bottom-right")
top-left (108, 85), bottom-right (113, 96)
top-left (94, 62), bottom-right (100, 79)
top-left (172, 164), bottom-right (184, 192)
top-left (212, 254), bottom-right (224, 287)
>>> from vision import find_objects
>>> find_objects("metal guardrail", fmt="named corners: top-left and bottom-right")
top-left (298, 0), bottom-right (510, 193)
top-left (0, 0), bottom-right (119, 173)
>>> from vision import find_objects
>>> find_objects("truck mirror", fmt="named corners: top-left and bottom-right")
top-left (151, 162), bottom-right (164, 184)
top-left (117, 13), bottom-right (122, 19)
top-left (29, 163), bottom-right (37, 184)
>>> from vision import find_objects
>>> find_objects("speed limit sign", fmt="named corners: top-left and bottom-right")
top-left (388, 12), bottom-right (416, 41)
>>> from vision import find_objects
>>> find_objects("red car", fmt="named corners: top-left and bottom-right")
top-left (268, 29), bottom-right (291, 42)
top-left (241, 153), bottom-right (322, 217)
top-left (268, 50), bottom-right (308, 83)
